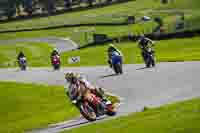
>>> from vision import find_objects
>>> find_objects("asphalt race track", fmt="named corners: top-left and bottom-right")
top-left (0, 37), bottom-right (79, 52)
top-left (0, 62), bottom-right (200, 133)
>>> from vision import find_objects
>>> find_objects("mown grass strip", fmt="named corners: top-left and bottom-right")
top-left (61, 37), bottom-right (200, 67)
top-left (0, 42), bottom-right (53, 67)
top-left (62, 97), bottom-right (200, 133)
top-left (0, 82), bottom-right (79, 133)
top-left (1, 37), bottom-right (200, 68)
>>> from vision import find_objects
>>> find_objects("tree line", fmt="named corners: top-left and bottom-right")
top-left (0, 0), bottom-right (115, 19)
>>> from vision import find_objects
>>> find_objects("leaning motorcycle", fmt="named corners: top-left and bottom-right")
top-left (143, 47), bottom-right (156, 68)
top-left (78, 91), bottom-right (116, 121)
top-left (51, 55), bottom-right (61, 70)
top-left (69, 89), bottom-right (116, 121)
top-left (19, 57), bottom-right (27, 71)
top-left (110, 52), bottom-right (123, 74)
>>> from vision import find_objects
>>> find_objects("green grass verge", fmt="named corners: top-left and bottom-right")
top-left (1, 37), bottom-right (200, 68)
top-left (62, 97), bottom-right (200, 133)
top-left (0, 0), bottom-right (163, 31)
top-left (0, 13), bottom-right (198, 46)
top-left (0, 42), bottom-right (54, 67)
top-left (1, 0), bottom-right (199, 31)
top-left (0, 82), bottom-right (79, 133)
top-left (0, 0), bottom-right (200, 46)
top-left (0, 22), bottom-right (156, 46)
top-left (0, 81), bottom-right (120, 133)
top-left (61, 37), bottom-right (200, 67)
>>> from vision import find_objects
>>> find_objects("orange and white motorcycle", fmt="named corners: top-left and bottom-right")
top-left (68, 83), bottom-right (116, 121)
top-left (78, 89), bottom-right (116, 121)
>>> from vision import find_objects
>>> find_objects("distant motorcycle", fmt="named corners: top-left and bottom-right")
top-left (110, 51), bottom-right (123, 74)
top-left (51, 55), bottom-right (61, 70)
top-left (19, 57), bottom-right (27, 71)
top-left (143, 47), bottom-right (156, 68)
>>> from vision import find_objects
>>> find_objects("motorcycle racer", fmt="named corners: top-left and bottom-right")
top-left (64, 72), bottom-right (105, 104)
top-left (107, 43), bottom-right (123, 68)
top-left (138, 35), bottom-right (156, 67)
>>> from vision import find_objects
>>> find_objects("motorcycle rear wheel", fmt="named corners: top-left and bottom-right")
top-left (53, 64), bottom-right (60, 70)
top-left (113, 63), bottom-right (122, 74)
top-left (20, 65), bottom-right (26, 71)
top-left (106, 104), bottom-right (116, 116)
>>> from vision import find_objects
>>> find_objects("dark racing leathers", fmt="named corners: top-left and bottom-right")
top-left (17, 52), bottom-right (25, 65)
top-left (138, 37), bottom-right (154, 62)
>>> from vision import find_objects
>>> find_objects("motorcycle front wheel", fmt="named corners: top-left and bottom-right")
top-left (79, 103), bottom-right (96, 121)
top-left (113, 63), bottom-right (122, 74)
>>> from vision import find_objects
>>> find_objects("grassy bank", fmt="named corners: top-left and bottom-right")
top-left (0, 22), bottom-right (156, 46)
top-left (62, 97), bottom-right (200, 133)
top-left (0, 82), bottom-right (79, 133)
top-left (1, 0), bottom-right (199, 31)
top-left (0, 0), bottom-right (200, 46)
top-left (0, 0), bottom-right (162, 31)
top-left (1, 37), bottom-right (200, 68)
top-left (0, 81), bottom-right (120, 133)
top-left (0, 42), bottom-right (53, 67)
top-left (61, 37), bottom-right (200, 66)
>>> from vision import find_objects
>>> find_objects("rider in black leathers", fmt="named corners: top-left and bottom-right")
top-left (17, 51), bottom-right (25, 60)
top-left (17, 51), bottom-right (26, 65)
top-left (138, 35), bottom-right (154, 61)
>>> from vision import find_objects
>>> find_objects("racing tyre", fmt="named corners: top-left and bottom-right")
top-left (80, 103), bottom-right (96, 121)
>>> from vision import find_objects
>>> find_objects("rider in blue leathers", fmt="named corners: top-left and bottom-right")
top-left (107, 44), bottom-right (123, 68)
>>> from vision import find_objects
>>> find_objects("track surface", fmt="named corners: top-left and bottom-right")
top-left (0, 62), bottom-right (200, 132)
top-left (0, 37), bottom-right (79, 52)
